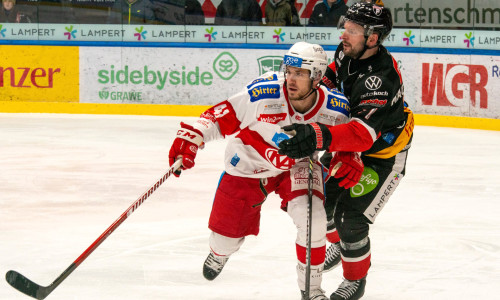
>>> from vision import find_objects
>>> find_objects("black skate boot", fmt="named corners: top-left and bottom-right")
top-left (323, 242), bottom-right (341, 272)
top-left (202, 252), bottom-right (229, 281)
top-left (301, 288), bottom-right (329, 300)
top-left (330, 276), bottom-right (366, 300)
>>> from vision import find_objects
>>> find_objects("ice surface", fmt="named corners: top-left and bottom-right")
top-left (1, 113), bottom-right (499, 300)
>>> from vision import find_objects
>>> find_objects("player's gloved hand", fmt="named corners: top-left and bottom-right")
top-left (278, 123), bottom-right (331, 159)
top-left (169, 122), bottom-right (204, 177)
top-left (329, 152), bottom-right (364, 189)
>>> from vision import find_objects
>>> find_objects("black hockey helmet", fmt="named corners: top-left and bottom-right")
top-left (338, 2), bottom-right (393, 45)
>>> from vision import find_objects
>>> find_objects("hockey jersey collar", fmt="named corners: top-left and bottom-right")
top-left (283, 83), bottom-right (325, 121)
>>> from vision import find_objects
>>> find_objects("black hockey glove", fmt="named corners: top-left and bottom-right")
top-left (278, 123), bottom-right (332, 159)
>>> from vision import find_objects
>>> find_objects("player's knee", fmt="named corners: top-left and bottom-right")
top-left (288, 195), bottom-right (326, 247)
top-left (311, 197), bottom-right (327, 241)
top-left (333, 208), bottom-right (368, 245)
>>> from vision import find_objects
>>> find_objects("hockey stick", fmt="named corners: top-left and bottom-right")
top-left (5, 159), bottom-right (183, 300)
top-left (304, 155), bottom-right (314, 298)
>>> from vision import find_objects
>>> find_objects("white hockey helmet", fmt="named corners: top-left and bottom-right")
top-left (282, 41), bottom-right (328, 80)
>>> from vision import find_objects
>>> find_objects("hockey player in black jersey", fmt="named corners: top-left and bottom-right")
top-left (279, 2), bottom-right (414, 299)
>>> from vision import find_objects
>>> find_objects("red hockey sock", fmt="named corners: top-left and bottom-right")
top-left (326, 230), bottom-right (340, 244)
top-left (296, 244), bottom-right (326, 265)
top-left (342, 253), bottom-right (371, 280)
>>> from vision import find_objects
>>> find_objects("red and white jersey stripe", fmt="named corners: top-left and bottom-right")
top-left (193, 72), bottom-right (350, 178)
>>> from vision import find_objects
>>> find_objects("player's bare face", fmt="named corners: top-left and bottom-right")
top-left (340, 21), bottom-right (366, 58)
top-left (285, 66), bottom-right (312, 101)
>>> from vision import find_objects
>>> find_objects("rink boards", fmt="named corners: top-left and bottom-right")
top-left (0, 44), bottom-right (499, 130)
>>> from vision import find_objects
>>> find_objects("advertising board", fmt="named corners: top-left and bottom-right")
top-left (0, 45), bottom-right (79, 102)
top-left (79, 47), bottom-right (500, 119)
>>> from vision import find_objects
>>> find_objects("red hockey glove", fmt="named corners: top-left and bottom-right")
top-left (169, 122), bottom-right (204, 177)
top-left (329, 152), bottom-right (364, 189)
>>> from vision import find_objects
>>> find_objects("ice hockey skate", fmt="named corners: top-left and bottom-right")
top-left (301, 288), bottom-right (329, 300)
top-left (330, 276), bottom-right (366, 300)
top-left (202, 251), bottom-right (229, 281)
top-left (323, 242), bottom-right (341, 272)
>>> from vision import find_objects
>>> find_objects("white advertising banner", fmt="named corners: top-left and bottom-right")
top-left (393, 52), bottom-right (500, 119)
top-left (80, 47), bottom-right (500, 119)
top-left (2, 24), bottom-right (499, 50)
top-left (80, 47), bottom-right (277, 106)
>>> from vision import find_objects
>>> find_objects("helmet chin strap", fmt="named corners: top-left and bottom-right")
top-left (300, 81), bottom-right (318, 100)
top-left (354, 35), bottom-right (378, 60)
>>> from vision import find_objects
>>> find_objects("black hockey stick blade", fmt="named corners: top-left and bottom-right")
top-left (6, 270), bottom-right (51, 300)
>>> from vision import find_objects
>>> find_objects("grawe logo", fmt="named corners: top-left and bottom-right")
top-left (99, 90), bottom-right (142, 101)
top-left (422, 63), bottom-right (488, 108)
top-left (205, 27), bottom-right (217, 42)
top-left (99, 90), bottom-right (109, 99)
top-left (403, 30), bottom-right (415, 46)
top-left (273, 28), bottom-right (285, 43)
top-left (213, 52), bottom-right (238, 80)
top-left (134, 26), bottom-right (147, 41)
top-left (257, 56), bottom-right (282, 75)
top-left (464, 32), bottom-right (475, 48)
top-left (0, 25), bottom-right (6, 38)
top-left (64, 25), bottom-right (77, 40)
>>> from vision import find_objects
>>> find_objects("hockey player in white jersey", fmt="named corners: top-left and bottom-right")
top-left (169, 41), bottom-right (361, 300)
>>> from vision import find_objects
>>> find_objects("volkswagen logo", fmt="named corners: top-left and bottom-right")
top-left (365, 76), bottom-right (382, 90)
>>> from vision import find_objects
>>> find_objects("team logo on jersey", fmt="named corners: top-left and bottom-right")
top-left (248, 84), bottom-right (280, 102)
top-left (365, 76), bottom-right (383, 90)
top-left (326, 95), bottom-right (350, 117)
top-left (258, 113), bottom-right (287, 124)
top-left (265, 148), bottom-right (294, 170)
top-left (247, 74), bottom-right (278, 89)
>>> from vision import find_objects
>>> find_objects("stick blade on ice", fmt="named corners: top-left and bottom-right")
top-left (6, 270), bottom-right (50, 300)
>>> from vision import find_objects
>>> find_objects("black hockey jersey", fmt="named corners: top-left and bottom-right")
top-left (322, 44), bottom-right (413, 160)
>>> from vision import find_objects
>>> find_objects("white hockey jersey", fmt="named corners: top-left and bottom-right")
top-left (193, 72), bottom-right (350, 178)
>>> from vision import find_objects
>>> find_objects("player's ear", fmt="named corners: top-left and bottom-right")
top-left (367, 33), bottom-right (379, 47)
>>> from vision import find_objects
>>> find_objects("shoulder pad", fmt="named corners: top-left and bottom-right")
top-left (246, 73), bottom-right (279, 90)
top-left (326, 94), bottom-right (350, 117)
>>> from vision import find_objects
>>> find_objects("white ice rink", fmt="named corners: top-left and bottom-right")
top-left (1, 113), bottom-right (499, 300)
